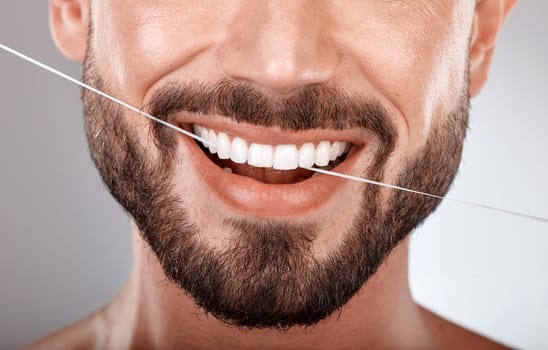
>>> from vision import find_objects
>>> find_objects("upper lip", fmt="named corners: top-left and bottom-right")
top-left (173, 112), bottom-right (371, 146)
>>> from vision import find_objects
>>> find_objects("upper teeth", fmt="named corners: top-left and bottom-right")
top-left (193, 124), bottom-right (350, 170)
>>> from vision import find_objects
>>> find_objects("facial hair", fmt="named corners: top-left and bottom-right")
top-left (82, 46), bottom-right (468, 330)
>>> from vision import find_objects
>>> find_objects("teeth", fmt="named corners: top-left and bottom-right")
top-left (230, 137), bottom-right (248, 164)
top-left (195, 125), bottom-right (209, 148)
top-left (217, 132), bottom-right (231, 159)
top-left (207, 129), bottom-right (217, 154)
top-left (329, 141), bottom-right (342, 161)
top-left (273, 145), bottom-right (299, 170)
top-left (248, 143), bottom-right (274, 168)
top-left (342, 142), bottom-right (350, 155)
top-left (194, 125), bottom-right (350, 171)
top-left (298, 143), bottom-right (315, 168)
top-left (315, 141), bottom-right (331, 166)
top-left (193, 124), bottom-right (201, 136)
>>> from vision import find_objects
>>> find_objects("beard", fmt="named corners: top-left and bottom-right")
top-left (82, 46), bottom-right (468, 330)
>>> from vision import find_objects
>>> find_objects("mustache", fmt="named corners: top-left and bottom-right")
top-left (145, 79), bottom-right (397, 151)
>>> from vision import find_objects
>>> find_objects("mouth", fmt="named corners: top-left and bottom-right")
top-left (174, 116), bottom-right (368, 217)
top-left (192, 124), bottom-right (352, 185)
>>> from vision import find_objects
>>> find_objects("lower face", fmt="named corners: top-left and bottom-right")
top-left (83, 3), bottom-right (470, 330)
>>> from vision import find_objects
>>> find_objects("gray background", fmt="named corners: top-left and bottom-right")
top-left (1, 2), bottom-right (547, 349)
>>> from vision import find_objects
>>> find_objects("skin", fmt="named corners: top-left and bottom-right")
top-left (30, 0), bottom-right (516, 349)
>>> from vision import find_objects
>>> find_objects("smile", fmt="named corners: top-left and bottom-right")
top-left (194, 124), bottom-right (351, 170)
top-left (175, 115), bottom-right (369, 217)
top-left (193, 124), bottom-right (353, 184)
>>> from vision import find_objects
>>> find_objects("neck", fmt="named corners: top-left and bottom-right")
top-left (105, 224), bottom-right (430, 350)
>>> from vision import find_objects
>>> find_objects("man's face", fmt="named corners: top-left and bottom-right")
top-left (82, 1), bottom-right (470, 329)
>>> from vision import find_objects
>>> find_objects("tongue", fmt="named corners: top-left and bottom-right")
top-left (219, 159), bottom-right (314, 184)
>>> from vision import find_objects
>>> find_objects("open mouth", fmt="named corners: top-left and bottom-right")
top-left (191, 124), bottom-right (353, 185)
top-left (172, 118), bottom-right (367, 216)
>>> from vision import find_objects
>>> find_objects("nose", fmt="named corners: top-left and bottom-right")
top-left (217, 1), bottom-right (339, 94)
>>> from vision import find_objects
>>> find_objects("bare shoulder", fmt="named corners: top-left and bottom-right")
top-left (418, 305), bottom-right (510, 350)
top-left (22, 311), bottom-right (107, 350)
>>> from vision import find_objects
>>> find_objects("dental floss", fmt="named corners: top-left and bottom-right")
top-left (0, 43), bottom-right (212, 148)
top-left (1, 42), bottom-right (546, 225)
top-left (302, 167), bottom-right (548, 224)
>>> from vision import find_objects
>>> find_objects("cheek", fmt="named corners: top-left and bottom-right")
top-left (376, 35), bottom-right (464, 137)
top-left (336, 5), bottom-right (470, 147)
top-left (90, 1), bottom-right (223, 105)
top-left (421, 41), bottom-right (469, 136)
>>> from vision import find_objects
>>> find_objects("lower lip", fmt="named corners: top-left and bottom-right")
top-left (178, 130), bottom-right (364, 218)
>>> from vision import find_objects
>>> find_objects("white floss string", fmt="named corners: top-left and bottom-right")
top-left (301, 167), bottom-right (548, 223)
top-left (1, 42), bottom-right (547, 225)
top-left (0, 43), bottom-right (212, 148)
